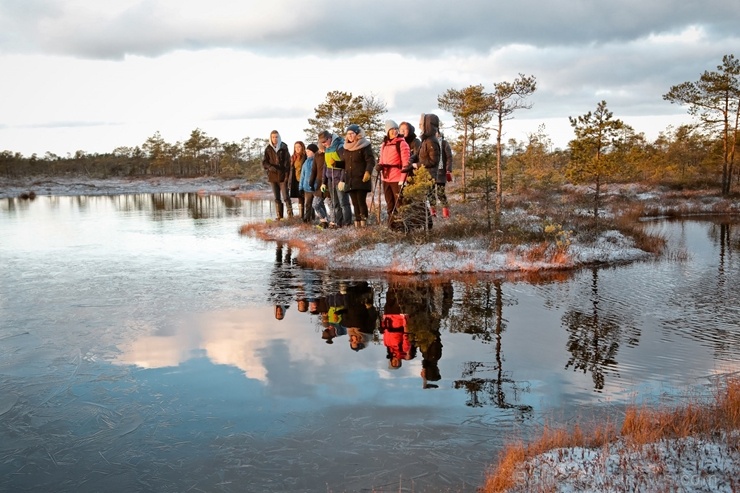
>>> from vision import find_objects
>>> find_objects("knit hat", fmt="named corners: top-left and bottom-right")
top-left (306, 143), bottom-right (319, 153)
top-left (385, 119), bottom-right (399, 133)
top-left (345, 124), bottom-right (361, 135)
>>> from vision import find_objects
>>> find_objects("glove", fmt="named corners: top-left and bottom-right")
top-left (362, 171), bottom-right (371, 182)
top-left (401, 165), bottom-right (414, 174)
top-left (446, 171), bottom-right (452, 182)
top-left (338, 181), bottom-right (345, 192)
top-left (320, 184), bottom-right (327, 193)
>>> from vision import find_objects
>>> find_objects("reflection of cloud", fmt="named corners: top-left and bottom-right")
top-left (114, 308), bottom-right (323, 383)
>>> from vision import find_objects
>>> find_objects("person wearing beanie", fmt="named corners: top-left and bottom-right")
top-left (308, 144), bottom-right (332, 228)
top-left (341, 124), bottom-right (376, 227)
top-left (376, 119), bottom-right (411, 230)
top-left (298, 143), bottom-right (319, 223)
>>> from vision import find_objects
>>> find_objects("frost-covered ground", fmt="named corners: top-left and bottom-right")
top-left (0, 176), bottom-right (256, 199)
top-left (252, 221), bottom-right (650, 275)
top-left (504, 434), bottom-right (739, 493)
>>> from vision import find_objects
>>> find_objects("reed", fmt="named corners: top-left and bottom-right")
top-left (481, 375), bottom-right (740, 492)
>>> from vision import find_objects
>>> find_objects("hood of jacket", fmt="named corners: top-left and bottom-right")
top-left (419, 113), bottom-right (440, 140)
top-left (269, 131), bottom-right (283, 152)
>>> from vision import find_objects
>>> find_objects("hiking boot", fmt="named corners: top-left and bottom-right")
top-left (442, 207), bottom-right (450, 218)
top-left (430, 206), bottom-right (437, 217)
top-left (328, 222), bottom-right (338, 229)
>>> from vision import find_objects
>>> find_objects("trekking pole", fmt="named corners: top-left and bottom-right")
top-left (369, 169), bottom-right (379, 214)
top-left (374, 171), bottom-right (381, 225)
top-left (329, 175), bottom-right (337, 226)
top-left (388, 172), bottom-right (408, 228)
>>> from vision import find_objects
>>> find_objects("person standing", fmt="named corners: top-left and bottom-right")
top-left (290, 141), bottom-right (307, 220)
top-left (402, 114), bottom-right (440, 230)
top-left (418, 114), bottom-right (442, 222)
top-left (309, 145), bottom-right (331, 228)
top-left (318, 130), bottom-right (352, 228)
top-left (377, 120), bottom-right (411, 229)
top-left (399, 121), bottom-right (421, 162)
top-left (429, 130), bottom-right (453, 218)
top-left (299, 143), bottom-right (319, 223)
top-left (262, 130), bottom-right (292, 220)
top-left (341, 124), bottom-right (376, 228)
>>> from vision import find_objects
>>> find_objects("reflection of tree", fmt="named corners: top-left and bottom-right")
top-left (112, 193), bottom-right (242, 220)
top-left (451, 281), bottom-right (532, 416)
top-left (562, 268), bottom-right (629, 391)
top-left (674, 219), bottom-right (740, 360)
top-left (711, 221), bottom-right (735, 289)
top-left (447, 280), bottom-right (511, 342)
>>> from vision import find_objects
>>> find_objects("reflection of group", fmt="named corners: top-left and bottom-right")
top-left (267, 244), bottom-right (454, 388)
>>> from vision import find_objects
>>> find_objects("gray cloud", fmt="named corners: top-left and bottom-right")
top-left (1, 0), bottom-right (738, 59)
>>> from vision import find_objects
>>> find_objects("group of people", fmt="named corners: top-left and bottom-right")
top-left (262, 113), bottom-right (453, 230)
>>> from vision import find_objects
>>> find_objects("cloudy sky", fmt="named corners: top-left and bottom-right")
top-left (1, 0), bottom-right (737, 157)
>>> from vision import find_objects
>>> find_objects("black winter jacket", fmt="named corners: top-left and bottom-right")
top-left (341, 144), bottom-right (376, 192)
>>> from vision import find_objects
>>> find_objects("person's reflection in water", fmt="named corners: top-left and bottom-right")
top-left (420, 330), bottom-right (443, 388)
top-left (322, 284), bottom-right (348, 344)
top-left (297, 298), bottom-right (309, 313)
top-left (381, 284), bottom-right (416, 370)
top-left (342, 281), bottom-right (378, 352)
top-left (268, 243), bottom-right (297, 321)
top-left (309, 296), bottom-right (328, 316)
top-left (274, 304), bottom-right (288, 320)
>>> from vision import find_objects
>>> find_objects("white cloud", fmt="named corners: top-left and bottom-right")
top-left (0, 0), bottom-right (734, 155)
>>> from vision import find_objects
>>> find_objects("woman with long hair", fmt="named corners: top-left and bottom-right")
top-left (290, 141), bottom-right (307, 220)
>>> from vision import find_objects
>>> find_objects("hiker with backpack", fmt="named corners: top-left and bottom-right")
top-left (376, 120), bottom-right (411, 229)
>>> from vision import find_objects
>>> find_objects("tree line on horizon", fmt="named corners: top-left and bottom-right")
top-left (2, 54), bottom-right (737, 199)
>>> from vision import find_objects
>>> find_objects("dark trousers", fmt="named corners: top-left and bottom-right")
top-left (349, 190), bottom-right (370, 222)
top-left (383, 181), bottom-right (402, 224)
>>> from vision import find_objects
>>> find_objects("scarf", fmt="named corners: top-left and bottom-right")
top-left (343, 136), bottom-right (371, 152)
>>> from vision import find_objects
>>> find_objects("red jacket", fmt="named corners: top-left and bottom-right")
top-left (377, 136), bottom-right (410, 183)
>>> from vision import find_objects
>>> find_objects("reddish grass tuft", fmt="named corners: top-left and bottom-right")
top-left (481, 376), bottom-right (740, 492)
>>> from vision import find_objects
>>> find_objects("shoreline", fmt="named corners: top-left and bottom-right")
top-left (0, 176), bottom-right (265, 199)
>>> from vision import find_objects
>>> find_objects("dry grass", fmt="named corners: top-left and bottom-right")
top-left (481, 375), bottom-right (740, 492)
top-left (238, 184), bottom-right (736, 272)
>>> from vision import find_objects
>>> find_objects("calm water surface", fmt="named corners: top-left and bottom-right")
top-left (1, 194), bottom-right (739, 492)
